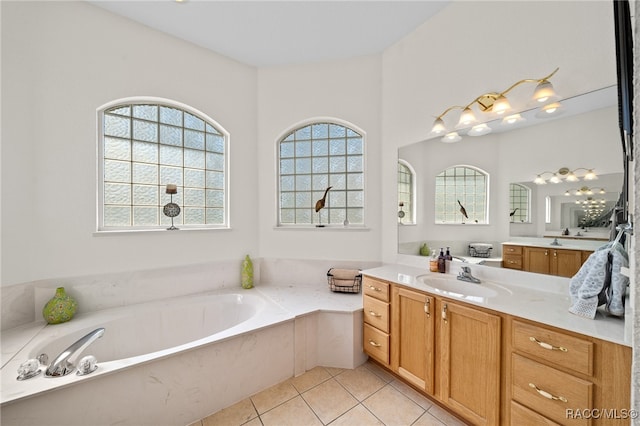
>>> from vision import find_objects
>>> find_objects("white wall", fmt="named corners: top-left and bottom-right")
top-left (1, 2), bottom-right (259, 286)
top-left (382, 1), bottom-right (618, 263)
top-left (257, 57), bottom-right (383, 261)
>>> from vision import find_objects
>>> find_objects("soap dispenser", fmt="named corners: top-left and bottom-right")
top-left (437, 248), bottom-right (446, 273)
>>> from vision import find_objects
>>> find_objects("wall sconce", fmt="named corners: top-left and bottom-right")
top-left (564, 186), bottom-right (606, 196)
top-left (533, 167), bottom-right (597, 184)
top-left (430, 68), bottom-right (559, 142)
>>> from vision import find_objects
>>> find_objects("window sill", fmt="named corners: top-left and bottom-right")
top-left (273, 225), bottom-right (370, 231)
top-left (93, 227), bottom-right (231, 236)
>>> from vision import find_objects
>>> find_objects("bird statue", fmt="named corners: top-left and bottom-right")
top-left (457, 200), bottom-right (468, 223)
top-left (510, 208), bottom-right (519, 221)
top-left (315, 186), bottom-right (332, 226)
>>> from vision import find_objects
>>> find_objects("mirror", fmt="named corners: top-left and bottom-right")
top-left (398, 86), bottom-right (623, 264)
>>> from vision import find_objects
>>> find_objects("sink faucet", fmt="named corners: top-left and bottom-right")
top-left (457, 266), bottom-right (481, 284)
top-left (45, 328), bottom-right (105, 377)
top-left (450, 256), bottom-right (467, 263)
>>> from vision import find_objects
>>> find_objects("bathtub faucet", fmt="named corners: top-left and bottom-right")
top-left (45, 327), bottom-right (105, 377)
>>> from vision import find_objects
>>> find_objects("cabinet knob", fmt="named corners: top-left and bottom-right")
top-left (529, 337), bottom-right (568, 352)
top-left (528, 383), bottom-right (568, 403)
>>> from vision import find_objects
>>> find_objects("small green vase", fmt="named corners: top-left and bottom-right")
top-left (42, 287), bottom-right (78, 324)
top-left (241, 255), bottom-right (254, 289)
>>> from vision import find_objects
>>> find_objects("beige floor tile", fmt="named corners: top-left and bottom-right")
top-left (325, 366), bottom-right (345, 377)
top-left (241, 417), bottom-right (262, 426)
top-left (363, 385), bottom-right (425, 426)
top-left (250, 380), bottom-right (299, 414)
top-left (330, 404), bottom-right (385, 426)
top-left (389, 379), bottom-right (434, 410)
top-left (362, 360), bottom-right (395, 383)
top-left (291, 366), bottom-right (332, 393)
top-left (302, 378), bottom-right (359, 424)
top-left (202, 398), bottom-right (258, 426)
top-left (334, 365), bottom-right (387, 401)
top-left (260, 395), bottom-right (323, 426)
top-left (427, 403), bottom-right (469, 426)
top-left (186, 421), bottom-right (202, 426)
top-left (412, 411), bottom-right (447, 426)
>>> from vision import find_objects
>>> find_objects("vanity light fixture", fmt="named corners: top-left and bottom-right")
top-left (564, 186), bottom-right (606, 196)
top-left (533, 167), bottom-right (597, 185)
top-left (430, 68), bottom-right (559, 141)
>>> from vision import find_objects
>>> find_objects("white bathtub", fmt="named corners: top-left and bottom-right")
top-left (1, 289), bottom-right (295, 426)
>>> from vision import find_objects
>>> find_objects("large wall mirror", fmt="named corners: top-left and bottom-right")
top-left (398, 86), bottom-right (624, 264)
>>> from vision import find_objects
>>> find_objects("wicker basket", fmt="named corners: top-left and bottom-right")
top-left (468, 243), bottom-right (493, 258)
top-left (327, 268), bottom-right (362, 293)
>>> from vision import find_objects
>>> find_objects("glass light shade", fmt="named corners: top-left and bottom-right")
top-left (492, 95), bottom-right (511, 115)
top-left (549, 174), bottom-right (561, 184)
top-left (533, 175), bottom-right (546, 185)
top-left (599, 189), bottom-right (605, 194)
top-left (536, 102), bottom-right (563, 117)
top-left (431, 117), bottom-right (446, 134)
top-left (564, 190), bottom-right (571, 196)
top-left (467, 123), bottom-right (492, 136)
top-left (457, 107), bottom-right (477, 127)
top-left (502, 113), bottom-right (525, 125)
top-left (533, 80), bottom-right (557, 103)
top-left (575, 200), bottom-right (581, 204)
top-left (584, 169), bottom-right (597, 180)
top-left (565, 172), bottom-right (578, 182)
top-left (441, 132), bottom-right (462, 143)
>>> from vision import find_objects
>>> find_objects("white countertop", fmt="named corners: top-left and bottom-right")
top-left (503, 237), bottom-right (605, 251)
top-left (361, 264), bottom-right (629, 347)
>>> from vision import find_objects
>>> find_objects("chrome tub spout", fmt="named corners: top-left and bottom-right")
top-left (45, 327), bottom-right (105, 377)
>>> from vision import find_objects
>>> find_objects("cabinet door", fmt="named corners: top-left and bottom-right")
top-left (392, 286), bottom-right (435, 394)
top-left (524, 247), bottom-right (551, 275)
top-left (440, 300), bottom-right (501, 425)
top-left (551, 249), bottom-right (583, 277)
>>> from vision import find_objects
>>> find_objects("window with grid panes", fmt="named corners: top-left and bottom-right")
top-left (278, 122), bottom-right (364, 226)
top-left (434, 166), bottom-right (488, 224)
top-left (99, 100), bottom-right (228, 230)
top-left (509, 183), bottom-right (530, 223)
top-left (397, 160), bottom-right (415, 224)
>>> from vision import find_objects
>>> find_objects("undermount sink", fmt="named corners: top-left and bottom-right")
top-left (416, 275), bottom-right (511, 301)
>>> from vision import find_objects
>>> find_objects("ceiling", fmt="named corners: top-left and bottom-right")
top-left (88, 1), bottom-right (449, 67)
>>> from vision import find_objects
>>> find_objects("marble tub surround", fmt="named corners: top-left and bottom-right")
top-left (364, 262), bottom-right (629, 346)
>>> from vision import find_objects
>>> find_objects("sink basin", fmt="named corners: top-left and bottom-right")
top-left (416, 275), bottom-right (511, 301)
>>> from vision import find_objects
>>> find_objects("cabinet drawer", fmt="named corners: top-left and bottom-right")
top-left (512, 354), bottom-right (592, 425)
top-left (363, 296), bottom-right (390, 333)
top-left (364, 323), bottom-right (390, 365)
top-left (363, 277), bottom-right (390, 302)
top-left (510, 400), bottom-right (562, 426)
top-left (503, 254), bottom-right (523, 270)
top-left (513, 320), bottom-right (593, 376)
top-left (503, 245), bottom-right (523, 255)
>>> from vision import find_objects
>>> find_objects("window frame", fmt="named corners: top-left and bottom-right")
top-left (434, 164), bottom-right (490, 225)
top-left (275, 118), bottom-right (366, 228)
top-left (96, 97), bottom-right (230, 232)
top-left (509, 183), bottom-right (531, 223)
top-left (397, 159), bottom-right (416, 225)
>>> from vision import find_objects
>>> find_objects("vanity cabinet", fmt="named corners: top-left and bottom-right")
top-left (506, 319), bottom-right (631, 425)
top-left (503, 245), bottom-right (523, 270)
top-left (362, 276), bottom-right (391, 365)
top-left (503, 244), bottom-right (592, 277)
top-left (391, 286), bottom-right (435, 394)
top-left (439, 300), bottom-right (501, 425)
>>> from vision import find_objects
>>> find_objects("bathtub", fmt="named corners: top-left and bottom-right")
top-left (1, 289), bottom-right (295, 426)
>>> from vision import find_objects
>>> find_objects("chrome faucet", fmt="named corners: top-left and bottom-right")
top-left (457, 266), bottom-right (481, 284)
top-left (450, 256), bottom-right (467, 263)
top-left (45, 328), bottom-right (105, 377)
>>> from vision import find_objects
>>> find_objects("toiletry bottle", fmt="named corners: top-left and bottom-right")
top-left (437, 248), bottom-right (446, 273)
top-left (445, 247), bottom-right (453, 273)
top-left (429, 250), bottom-right (438, 272)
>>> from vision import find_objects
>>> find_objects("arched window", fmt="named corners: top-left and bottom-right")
top-left (278, 120), bottom-right (364, 226)
top-left (98, 98), bottom-right (228, 230)
top-left (509, 183), bottom-right (531, 223)
top-left (397, 160), bottom-right (416, 224)
top-left (435, 165), bottom-right (489, 224)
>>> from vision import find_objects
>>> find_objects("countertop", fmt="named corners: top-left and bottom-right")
top-left (361, 263), bottom-right (629, 347)
top-left (503, 237), bottom-right (605, 251)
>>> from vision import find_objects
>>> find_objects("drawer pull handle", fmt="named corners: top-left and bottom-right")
top-left (368, 340), bottom-right (381, 348)
top-left (529, 337), bottom-right (568, 352)
top-left (442, 303), bottom-right (448, 323)
top-left (368, 310), bottom-right (382, 318)
top-left (369, 286), bottom-right (381, 292)
top-left (528, 383), bottom-right (568, 403)
top-left (424, 300), bottom-right (431, 318)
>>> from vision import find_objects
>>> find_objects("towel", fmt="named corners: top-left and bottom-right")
top-left (568, 242), bottom-right (629, 319)
top-left (328, 268), bottom-right (360, 280)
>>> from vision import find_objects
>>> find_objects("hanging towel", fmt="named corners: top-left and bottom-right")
top-left (568, 242), bottom-right (629, 319)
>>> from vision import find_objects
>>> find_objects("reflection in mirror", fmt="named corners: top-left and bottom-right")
top-left (435, 165), bottom-right (488, 224)
top-left (509, 183), bottom-right (530, 223)
top-left (397, 160), bottom-right (415, 225)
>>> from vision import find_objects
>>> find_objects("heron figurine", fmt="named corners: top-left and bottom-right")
top-left (315, 186), bottom-right (332, 227)
top-left (457, 200), bottom-right (468, 223)
top-left (510, 208), bottom-right (519, 221)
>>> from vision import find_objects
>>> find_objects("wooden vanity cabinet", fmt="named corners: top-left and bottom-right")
top-left (391, 286), bottom-right (435, 394)
top-left (503, 244), bottom-right (523, 270)
top-left (507, 243), bottom-right (589, 277)
top-left (362, 276), bottom-right (391, 366)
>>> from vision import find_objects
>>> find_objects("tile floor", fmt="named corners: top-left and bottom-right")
top-left (188, 361), bottom-right (468, 426)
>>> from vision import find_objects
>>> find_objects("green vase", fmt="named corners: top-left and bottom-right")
top-left (241, 255), bottom-right (254, 289)
top-left (42, 287), bottom-right (78, 324)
